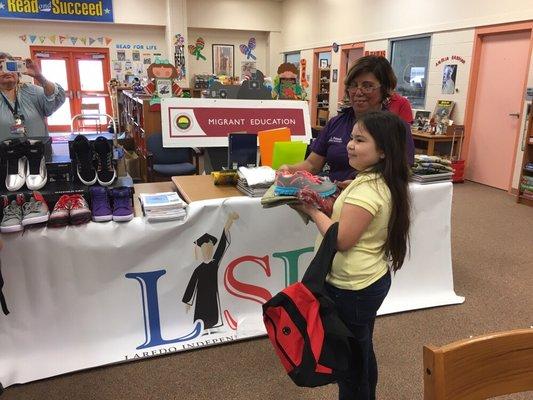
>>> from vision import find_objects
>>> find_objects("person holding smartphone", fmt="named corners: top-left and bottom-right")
top-left (0, 52), bottom-right (65, 141)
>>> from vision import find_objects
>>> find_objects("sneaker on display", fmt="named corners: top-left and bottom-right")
top-left (49, 194), bottom-right (71, 227)
top-left (0, 193), bottom-right (25, 233)
top-left (89, 186), bottom-right (113, 222)
top-left (69, 194), bottom-right (92, 225)
top-left (25, 140), bottom-right (48, 191)
top-left (93, 137), bottom-right (116, 186)
top-left (21, 191), bottom-right (50, 226)
top-left (274, 170), bottom-right (337, 197)
top-left (72, 135), bottom-right (97, 185)
top-left (110, 186), bottom-right (134, 222)
top-left (1, 138), bottom-right (27, 192)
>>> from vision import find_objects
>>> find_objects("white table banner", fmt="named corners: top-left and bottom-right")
top-left (0, 182), bottom-right (463, 387)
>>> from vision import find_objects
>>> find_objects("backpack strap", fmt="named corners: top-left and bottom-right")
top-left (301, 222), bottom-right (338, 292)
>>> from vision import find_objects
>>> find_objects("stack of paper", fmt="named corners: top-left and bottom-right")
top-left (410, 172), bottom-right (453, 184)
top-left (139, 192), bottom-right (187, 222)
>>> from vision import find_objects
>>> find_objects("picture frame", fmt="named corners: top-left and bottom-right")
top-left (332, 69), bottom-right (338, 83)
top-left (212, 44), bottom-right (234, 77)
top-left (319, 58), bottom-right (328, 69)
top-left (413, 110), bottom-right (431, 131)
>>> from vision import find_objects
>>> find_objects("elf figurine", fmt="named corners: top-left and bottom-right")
top-left (272, 62), bottom-right (307, 100)
top-left (144, 57), bottom-right (183, 110)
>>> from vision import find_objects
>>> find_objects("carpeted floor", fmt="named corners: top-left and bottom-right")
top-left (2, 181), bottom-right (532, 400)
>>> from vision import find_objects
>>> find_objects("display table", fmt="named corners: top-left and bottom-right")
top-left (0, 180), bottom-right (463, 388)
top-left (172, 175), bottom-right (242, 203)
top-left (412, 129), bottom-right (463, 157)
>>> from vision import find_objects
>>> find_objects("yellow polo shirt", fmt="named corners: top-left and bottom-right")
top-left (322, 172), bottom-right (391, 290)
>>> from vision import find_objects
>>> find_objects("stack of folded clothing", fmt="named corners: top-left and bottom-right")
top-left (519, 175), bottom-right (533, 200)
top-left (411, 155), bottom-right (454, 184)
top-left (237, 166), bottom-right (275, 197)
top-left (261, 170), bottom-right (339, 223)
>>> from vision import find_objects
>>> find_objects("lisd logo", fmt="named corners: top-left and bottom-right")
top-left (125, 247), bottom-right (313, 350)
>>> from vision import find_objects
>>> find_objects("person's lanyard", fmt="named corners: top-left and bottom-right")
top-left (1, 90), bottom-right (23, 122)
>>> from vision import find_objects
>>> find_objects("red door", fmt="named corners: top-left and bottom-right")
top-left (30, 47), bottom-right (112, 133)
top-left (466, 30), bottom-right (531, 189)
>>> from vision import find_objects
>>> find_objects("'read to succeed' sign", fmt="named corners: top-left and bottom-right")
top-left (0, 0), bottom-right (114, 23)
top-left (161, 98), bottom-right (312, 147)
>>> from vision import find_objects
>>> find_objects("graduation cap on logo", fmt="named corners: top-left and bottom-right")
top-left (194, 233), bottom-right (218, 246)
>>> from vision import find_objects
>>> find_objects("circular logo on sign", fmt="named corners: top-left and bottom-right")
top-left (176, 115), bottom-right (191, 130)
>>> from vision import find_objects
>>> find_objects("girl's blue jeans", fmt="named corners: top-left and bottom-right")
top-left (325, 271), bottom-right (392, 400)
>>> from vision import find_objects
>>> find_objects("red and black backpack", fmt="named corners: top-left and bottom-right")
top-left (262, 223), bottom-right (357, 387)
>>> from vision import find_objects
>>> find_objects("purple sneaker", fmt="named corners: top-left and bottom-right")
top-left (111, 186), bottom-right (134, 222)
top-left (90, 186), bottom-right (113, 222)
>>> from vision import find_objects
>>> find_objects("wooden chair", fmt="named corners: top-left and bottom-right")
top-left (423, 328), bottom-right (533, 399)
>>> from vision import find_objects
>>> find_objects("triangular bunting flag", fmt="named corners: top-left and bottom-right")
top-left (59, 35), bottom-right (67, 44)
top-left (89, 37), bottom-right (96, 45)
top-left (80, 37), bottom-right (87, 45)
top-left (39, 36), bottom-right (46, 44)
top-left (98, 37), bottom-right (104, 44)
top-left (49, 35), bottom-right (56, 44)
top-left (29, 35), bottom-right (37, 43)
top-left (70, 37), bottom-right (78, 45)
top-left (19, 35), bottom-right (27, 42)
top-left (104, 37), bottom-right (112, 45)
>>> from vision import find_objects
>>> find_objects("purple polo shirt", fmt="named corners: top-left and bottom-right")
top-left (310, 108), bottom-right (415, 182)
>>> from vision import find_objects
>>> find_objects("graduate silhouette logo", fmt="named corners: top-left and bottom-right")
top-left (181, 212), bottom-right (239, 333)
top-left (126, 212), bottom-right (242, 350)
top-left (126, 211), bottom-right (314, 350)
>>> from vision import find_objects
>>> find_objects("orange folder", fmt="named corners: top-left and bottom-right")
top-left (258, 127), bottom-right (291, 167)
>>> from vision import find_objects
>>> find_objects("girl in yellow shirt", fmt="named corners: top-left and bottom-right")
top-left (294, 111), bottom-right (411, 400)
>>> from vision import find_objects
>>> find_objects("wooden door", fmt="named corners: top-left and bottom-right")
top-left (466, 30), bottom-right (531, 189)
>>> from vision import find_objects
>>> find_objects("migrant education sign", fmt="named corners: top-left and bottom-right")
top-left (161, 98), bottom-right (312, 147)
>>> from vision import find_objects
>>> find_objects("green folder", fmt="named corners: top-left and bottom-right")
top-left (271, 141), bottom-right (308, 169)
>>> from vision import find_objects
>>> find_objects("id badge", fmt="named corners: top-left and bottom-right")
top-left (10, 115), bottom-right (26, 135)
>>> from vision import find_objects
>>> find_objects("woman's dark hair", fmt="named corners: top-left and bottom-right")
top-left (344, 55), bottom-right (397, 101)
top-left (357, 111), bottom-right (410, 271)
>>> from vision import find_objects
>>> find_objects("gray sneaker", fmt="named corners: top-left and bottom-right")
top-left (274, 170), bottom-right (337, 197)
top-left (21, 191), bottom-right (50, 227)
top-left (1, 194), bottom-right (25, 233)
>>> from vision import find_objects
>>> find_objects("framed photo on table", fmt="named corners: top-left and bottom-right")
top-left (212, 44), bottom-right (234, 76)
top-left (319, 58), bottom-right (328, 69)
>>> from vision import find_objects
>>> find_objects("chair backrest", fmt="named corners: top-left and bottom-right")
top-left (423, 328), bottom-right (533, 400)
top-left (317, 109), bottom-right (329, 126)
top-left (146, 133), bottom-right (191, 164)
top-left (258, 127), bottom-right (291, 167)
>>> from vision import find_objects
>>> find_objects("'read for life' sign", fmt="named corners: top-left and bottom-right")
top-left (161, 98), bottom-right (312, 147)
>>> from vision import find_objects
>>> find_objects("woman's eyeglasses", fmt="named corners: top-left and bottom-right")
top-left (347, 83), bottom-right (381, 94)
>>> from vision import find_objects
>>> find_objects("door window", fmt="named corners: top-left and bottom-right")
top-left (31, 47), bottom-right (111, 133)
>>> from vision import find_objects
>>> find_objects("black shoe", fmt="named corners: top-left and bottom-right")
top-left (72, 135), bottom-right (97, 185)
top-left (93, 137), bottom-right (116, 186)
top-left (1, 138), bottom-right (27, 191)
top-left (25, 140), bottom-right (48, 190)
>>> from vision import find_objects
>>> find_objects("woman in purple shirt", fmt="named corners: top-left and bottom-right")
top-left (280, 56), bottom-right (415, 187)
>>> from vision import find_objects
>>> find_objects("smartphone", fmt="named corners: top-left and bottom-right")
top-left (1, 59), bottom-right (27, 73)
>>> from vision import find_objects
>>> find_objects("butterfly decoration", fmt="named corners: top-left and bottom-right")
top-left (239, 37), bottom-right (257, 60)
top-left (188, 37), bottom-right (206, 61)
